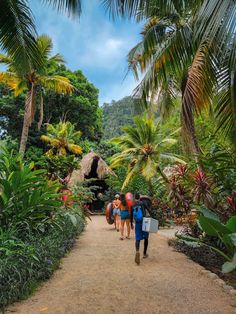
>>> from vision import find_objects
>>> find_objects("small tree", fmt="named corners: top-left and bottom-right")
top-left (110, 116), bottom-right (184, 195)
top-left (41, 121), bottom-right (82, 156)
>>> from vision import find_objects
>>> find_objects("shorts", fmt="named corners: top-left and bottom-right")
top-left (113, 208), bottom-right (121, 216)
top-left (121, 210), bottom-right (130, 220)
top-left (135, 221), bottom-right (149, 241)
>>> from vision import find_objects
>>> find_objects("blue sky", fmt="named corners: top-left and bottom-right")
top-left (30, 0), bottom-right (142, 105)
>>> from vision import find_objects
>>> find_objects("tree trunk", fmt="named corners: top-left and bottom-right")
top-left (38, 91), bottom-right (44, 130)
top-left (19, 84), bottom-right (35, 156)
top-left (181, 75), bottom-right (201, 164)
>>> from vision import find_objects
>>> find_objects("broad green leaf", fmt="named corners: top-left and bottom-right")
top-left (66, 213), bottom-right (78, 227)
top-left (198, 216), bottom-right (231, 236)
top-left (198, 207), bottom-right (220, 222)
top-left (226, 216), bottom-right (236, 233)
top-left (222, 253), bottom-right (236, 273)
top-left (229, 233), bottom-right (236, 246)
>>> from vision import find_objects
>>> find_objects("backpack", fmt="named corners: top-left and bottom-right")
top-left (133, 205), bottom-right (143, 222)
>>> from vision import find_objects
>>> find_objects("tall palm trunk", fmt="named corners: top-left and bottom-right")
top-left (38, 90), bottom-right (44, 130)
top-left (181, 75), bottom-right (201, 161)
top-left (19, 83), bottom-right (35, 156)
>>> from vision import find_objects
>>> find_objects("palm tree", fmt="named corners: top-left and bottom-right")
top-left (0, 0), bottom-right (82, 73)
top-left (127, 12), bottom-right (204, 156)
top-left (41, 121), bottom-right (82, 156)
top-left (104, 0), bottom-right (236, 148)
top-left (110, 116), bottom-right (184, 194)
top-left (0, 35), bottom-right (74, 156)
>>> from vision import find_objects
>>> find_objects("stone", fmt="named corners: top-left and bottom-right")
top-left (207, 272), bottom-right (218, 279)
top-left (200, 269), bottom-right (211, 274)
top-left (224, 285), bottom-right (234, 291)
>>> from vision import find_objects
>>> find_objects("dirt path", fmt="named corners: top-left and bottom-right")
top-left (8, 216), bottom-right (236, 314)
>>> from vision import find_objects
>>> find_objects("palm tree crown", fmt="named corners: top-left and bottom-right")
top-left (0, 35), bottom-right (74, 155)
top-left (104, 0), bottom-right (236, 148)
top-left (0, 0), bottom-right (82, 72)
top-left (41, 121), bottom-right (82, 156)
top-left (110, 115), bottom-right (184, 190)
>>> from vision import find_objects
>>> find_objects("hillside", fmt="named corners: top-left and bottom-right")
top-left (102, 96), bottom-right (141, 139)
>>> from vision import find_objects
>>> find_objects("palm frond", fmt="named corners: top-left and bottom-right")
top-left (0, 71), bottom-right (19, 91)
top-left (39, 75), bottom-right (74, 93)
top-left (0, 0), bottom-right (40, 74)
top-left (103, 0), bottom-right (199, 20)
top-left (42, 0), bottom-right (82, 17)
top-left (160, 153), bottom-right (186, 164)
top-left (195, 0), bottom-right (236, 52)
top-left (182, 42), bottom-right (216, 127)
top-left (37, 35), bottom-right (53, 60)
top-left (0, 53), bottom-right (12, 65)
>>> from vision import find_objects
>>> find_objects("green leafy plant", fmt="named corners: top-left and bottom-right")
top-left (0, 148), bottom-right (62, 232)
top-left (0, 210), bottom-right (85, 310)
top-left (178, 210), bottom-right (236, 273)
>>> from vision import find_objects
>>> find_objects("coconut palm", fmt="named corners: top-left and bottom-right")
top-left (0, 35), bottom-right (74, 156)
top-left (104, 0), bottom-right (236, 148)
top-left (0, 0), bottom-right (82, 73)
top-left (110, 116), bottom-right (185, 194)
top-left (127, 13), bottom-right (205, 156)
top-left (41, 121), bottom-right (82, 156)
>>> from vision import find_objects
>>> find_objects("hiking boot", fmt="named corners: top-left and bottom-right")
top-left (135, 252), bottom-right (140, 265)
top-left (143, 253), bottom-right (149, 259)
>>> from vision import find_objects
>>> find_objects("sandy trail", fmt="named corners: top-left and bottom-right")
top-left (8, 216), bottom-right (236, 314)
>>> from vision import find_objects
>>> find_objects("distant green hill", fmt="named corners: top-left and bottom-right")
top-left (102, 96), bottom-right (142, 139)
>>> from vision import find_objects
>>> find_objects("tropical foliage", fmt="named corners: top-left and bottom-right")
top-left (0, 0), bottom-right (82, 72)
top-left (0, 0), bottom-right (236, 306)
top-left (0, 145), bottom-right (86, 310)
top-left (41, 121), bottom-right (82, 156)
top-left (178, 210), bottom-right (236, 273)
top-left (0, 211), bottom-right (84, 310)
top-left (110, 115), bottom-right (184, 192)
top-left (0, 148), bottom-right (61, 232)
top-left (0, 35), bottom-right (74, 155)
top-left (0, 66), bottom-right (101, 144)
top-left (104, 0), bottom-right (236, 150)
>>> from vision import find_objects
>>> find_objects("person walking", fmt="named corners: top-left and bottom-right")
top-left (113, 194), bottom-right (121, 232)
top-left (131, 193), bottom-right (150, 265)
top-left (120, 194), bottom-right (131, 240)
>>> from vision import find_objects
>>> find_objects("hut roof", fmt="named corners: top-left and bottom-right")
top-left (69, 151), bottom-right (115, 186)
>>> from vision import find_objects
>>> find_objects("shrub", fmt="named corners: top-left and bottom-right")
top-left (0, 211), bottom-right (85, 310)
top-left (0, 148), bottom-right (64, 234)
top-left (151, 199), bottom-right (171, 226)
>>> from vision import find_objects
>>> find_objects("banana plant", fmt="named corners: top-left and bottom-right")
top-left (177, 210), bottom-right (236, 273)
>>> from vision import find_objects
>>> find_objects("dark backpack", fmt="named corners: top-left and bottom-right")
top-left (133, 205), bottom-right (143, 222)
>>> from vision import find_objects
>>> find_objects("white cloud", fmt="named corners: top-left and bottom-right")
top-left (78, 37), bottom-right (125, 69)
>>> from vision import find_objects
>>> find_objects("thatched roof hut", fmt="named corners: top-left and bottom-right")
top-left (69, 151), bottom-right (115, 186)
